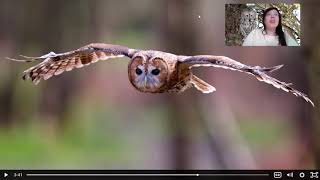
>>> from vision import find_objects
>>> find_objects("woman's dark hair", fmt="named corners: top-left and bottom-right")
top-left (262, 7), bottom-right (287, 46)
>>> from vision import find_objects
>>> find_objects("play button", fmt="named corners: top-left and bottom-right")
top-left (4, 173), bottom-right (8, 177)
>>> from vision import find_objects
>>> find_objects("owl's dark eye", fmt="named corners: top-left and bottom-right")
top-left (136, 68), bottom-right (143, 75)
top-left (151, 69), bottom-right (160, 75)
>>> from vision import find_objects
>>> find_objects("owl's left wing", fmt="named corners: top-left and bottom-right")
top-left (7, 43), bottom-right (137, 84)
top-left (179, 55), bottom-right (314, 106)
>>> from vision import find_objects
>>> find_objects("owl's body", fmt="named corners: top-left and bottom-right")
top-left (128, 50), bottom-right (195, 93)
top-left (8, 43), bottom-right (314, 106)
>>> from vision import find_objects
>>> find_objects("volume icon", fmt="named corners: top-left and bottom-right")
top-left (287, 172), bottom-right (293, 177)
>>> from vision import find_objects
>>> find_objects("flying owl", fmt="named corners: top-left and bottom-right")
top-left (8, 43), bottom-right (314, 106)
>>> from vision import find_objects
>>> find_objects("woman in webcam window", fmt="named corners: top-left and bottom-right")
top-left (242, 7), bottom-right (299, 46)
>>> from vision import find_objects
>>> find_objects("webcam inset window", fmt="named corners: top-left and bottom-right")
top-left (225, 3), bottom-right (300, 46)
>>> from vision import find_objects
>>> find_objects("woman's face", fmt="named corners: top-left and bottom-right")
top-left (264, 9), bottom-right (279, 30)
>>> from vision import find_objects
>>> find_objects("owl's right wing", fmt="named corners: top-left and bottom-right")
top-left (7, 43), bottom-right (137, 84)
top-left (179, 55), bottom-right (314, 106)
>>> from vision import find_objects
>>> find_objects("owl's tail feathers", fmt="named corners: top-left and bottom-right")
top-left (248, 66), bottom-right (314, 107)
top-left (190, 75), bottom-right (216, 94)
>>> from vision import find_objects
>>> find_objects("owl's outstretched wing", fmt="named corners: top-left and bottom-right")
top-left (179, 55), bottom-right (314, 106)
top-left (7, 43), bottom-right (137, 85)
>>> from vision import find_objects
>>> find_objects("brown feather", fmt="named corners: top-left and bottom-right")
top-left (18, 43), bottom-right (131, 84)
top-left (190, 75), bottom-right (216, 93)
top-left (181, 55), bottom-right (314, 106)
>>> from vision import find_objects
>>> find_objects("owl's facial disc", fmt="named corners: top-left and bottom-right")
top-left (135, 64), bottom-right (161, 89)
top-left (129, 56), bottom-right (168, 93)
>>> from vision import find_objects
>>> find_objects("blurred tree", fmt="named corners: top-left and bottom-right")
top-left (159, 0), bottom-right (198, 169)
top-left (30, 0), bottom-right (87, 134)
top-left (303, 0), bottom-right (320, 168)
top-left (159, 0), bottom-right (256, 169)
top-left (225, 4), bottom-right (247, 46)
top-left (0, 77), bottom-right (15, 128)
top-left (0, 0), bottom-right (28, 128)
top-left (29, 0), bottom-right (107, 134)
top-left (0, 0), bottom-right (107, 133)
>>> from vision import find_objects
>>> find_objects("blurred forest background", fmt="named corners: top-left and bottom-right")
top-left (0, 0), bottom-right (319, 169)
top-left (225, 3), bottom-right (301, 46)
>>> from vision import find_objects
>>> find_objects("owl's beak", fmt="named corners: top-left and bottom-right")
top-left (144, 76), bottom-right (147, 89)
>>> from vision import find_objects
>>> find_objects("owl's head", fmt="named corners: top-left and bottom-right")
top-left (128, 55), bottom-right (168, 93)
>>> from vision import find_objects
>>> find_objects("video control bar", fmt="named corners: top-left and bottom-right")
top-left (1, 170), bottom-right (319, 179)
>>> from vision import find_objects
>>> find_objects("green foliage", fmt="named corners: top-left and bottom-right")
top-left (0, 121), bottom-right (128, 168)
top-left (238, 116), bottom-right (292, 149)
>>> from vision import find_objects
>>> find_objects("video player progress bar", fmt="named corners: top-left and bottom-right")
top-left (26, 173), bottom-right (270, 177)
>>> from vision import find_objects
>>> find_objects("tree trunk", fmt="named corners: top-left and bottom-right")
top-left (303, 0), bottom-right (320, 168)
top-left (158, 0), bottom-right (199, 169)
